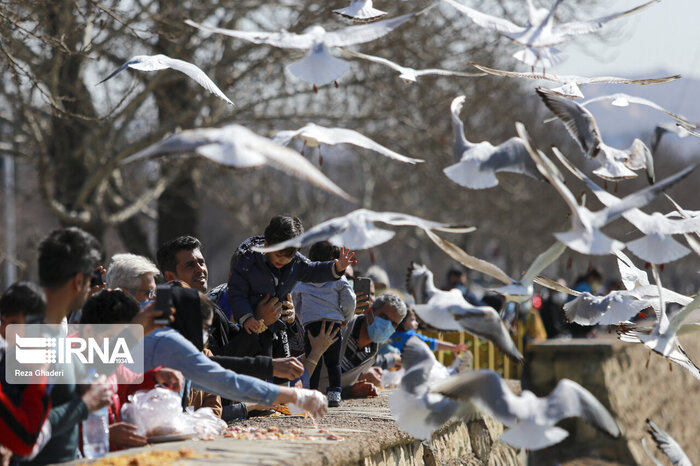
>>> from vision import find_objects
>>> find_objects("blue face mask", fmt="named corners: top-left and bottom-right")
top-left (139, 299), bottom-right (154, 309)
top-left (367, 311), bottom-right (396, 343)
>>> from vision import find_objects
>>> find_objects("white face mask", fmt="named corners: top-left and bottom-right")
top-left (202, 329), bottom-right (209, 346)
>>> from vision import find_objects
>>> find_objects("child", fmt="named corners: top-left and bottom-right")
top-left (293, 241), bottom-right (356, 407)
top-left (390, 309), bottom-right (468, 354)
top-left (0, 282), bottom-right (46, 339)
top-left (227, 215), bottom-right (356, 365)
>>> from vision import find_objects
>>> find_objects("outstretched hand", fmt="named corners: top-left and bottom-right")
top-left (334, 247), bottom-right (357, 274)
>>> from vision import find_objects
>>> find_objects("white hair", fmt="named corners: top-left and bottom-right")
top-left (106, 253), bottom-right (160, 290)
top-left (372, 293), bottom-right (407, 320)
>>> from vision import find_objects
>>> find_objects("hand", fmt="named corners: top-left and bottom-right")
top-left (355, 292), bottom-right (370, 313)
top-left (289, 388), bottom-right (328, 419)
top-left (281, 293), bottom-right (295, 324)
top-left (307, 320), bottom-right (340, 357)
top-left (272, 357), bottom-right (304, 380)
top-left (81, 376), bottom-right (113, 412)
top-left (255, 294), bottom-right (283, 326)
top-left (87, 266), bottom-right (106, 298)
top-left (453, 343), bottom-right (468, 354)
top-left (109, 422), bottom-right (147, 447)
top-left (243, 317), bottom-right (263, 334)
top-left (346, 381), bottom-right (378, 398)
top-left (1, 445), bottom-right (12, 466)
top-left (334, 247), bottom-right (357, 275)
top-left (131, 301), bottom-right (174, 336)
top-left (358, 366), bottom-right (382, 386)
top-left (153, 368), bottom-right (184, 392)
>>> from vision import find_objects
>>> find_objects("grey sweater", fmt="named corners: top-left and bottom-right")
top-left (293, 276), bottom-right (356, 326)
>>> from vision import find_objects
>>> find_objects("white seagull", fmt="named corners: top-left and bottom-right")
top-left (434, 369), bottom-right (621, 450)
top-left (563, 291), bottom-right (650, 327)
top-left (273, 122), bottom-right (423, 164)
top-left (444, 95), bottom-right (545, 189)
top-left (442, 0), bottom-right (659, 69)
top-left (342, 49), bottom-right (486, 83)
top-left (517, 123), bottom-right (696, 255)
top-left (665, 194), bottom-right (700, 258)
top-left (333, 0), bottom-right (387, 23)
top-left (551, 146), bottom-right (700, 264)
top-left (537, 87), bottom-right (655, 183)
top-left (119, 124), bottom-right (355, 202)
top-left (389, 336), bottom-right (461, 440)
top-left (580, 93), bottom-right (693, 128)
top-left (643, 419), bottom-right (692, 466)
top-left (470, 62), bottom-right (679, 99)
top-left (185, 8), bottom-right (428, 89)
top-left (98, 54), bottom-right (233, 105)
top-left (251, 209), bottom-right (475, 252)
top-left (651, 122), bottom-right (698, 154)
top-left (406, 262), bottom-right (523, 361)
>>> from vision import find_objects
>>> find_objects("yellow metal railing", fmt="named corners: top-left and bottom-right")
top-left (420, 320), bottom-right (525, 379)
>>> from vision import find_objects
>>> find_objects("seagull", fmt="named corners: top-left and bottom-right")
top-left (250, 209), bottom-right (475, 252)
top-left (665, 194), bottom-right (700, 257)
top-left (643, 419), bottom-right (692, 466)
top-left (434, 369), bottom-right (621, 450)
top-left (537, 87), bottom-right (655, 183)
top-left (406, 262), bottom-right (523, 361)
top-left (342, 49), bottom-right (486, 83)
top-left (423, 228), bottom-right (565, 303)
top-left (185, 8), bottom-right (430, 89)
top-left (615, 250), bottom-right (649, 290)
top-left (651, 122), bottom-right (699, 154)
top-left (470, 62), bottom-right (679, 99)
top-left (580, 93), bottom-right (693, 128)
top-left (333, 0), bottom-right (387, 23)
top-left (516, 123), bottom-right (697, 255)
top-left (551, 146), bottom-right (700, 264)
top-left (563, 291), bottom-right (650, 326)
top-left (389, 336), bottom-right (461, 440)
top-left (618, 265), bottom-right (700, 380)
top-left (119, 124), bottom-right (355, 202)
top-left (443, 0), bottom-right (659, 69)
top-left (272, 122), bottom-right (424, 164)
top-left (444, 95), bottom-right (545, 189)
top-left (98, 54), bottom-right (233, 105)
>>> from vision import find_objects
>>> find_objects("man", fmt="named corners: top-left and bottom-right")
top-left (105, 253), bottom-right (159, 304)
top-left (317, 293), bottom-right (406, 397)
top-left (445, 265), bottom-right (483, 306)
top-left (155, 237), bottom-right (304, 382)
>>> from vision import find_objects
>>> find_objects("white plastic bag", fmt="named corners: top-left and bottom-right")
top-left (184, 406), bottom-right (227, 439)
top-left (120, 387), bottom-right (193, 437)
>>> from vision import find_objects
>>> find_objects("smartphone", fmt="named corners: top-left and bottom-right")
top-left (153, 285), bottom-right (173, 325)
top-left (355, 277), bottom-right (371, 298)
top-left (90, 269), bottom-right (104, 287)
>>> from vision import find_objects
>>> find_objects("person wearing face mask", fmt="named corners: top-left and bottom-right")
top-left (539, 280), bottom-right (572, 339)
top-left (315, 293), bottom-right (406, 398)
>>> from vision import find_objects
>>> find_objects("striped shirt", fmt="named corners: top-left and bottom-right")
top-left (340, 315), bottom-right (377, 372)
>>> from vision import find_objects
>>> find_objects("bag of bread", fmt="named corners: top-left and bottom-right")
top-left (183, 407), bottom-right (227, 439)
top-left (121, 388), bottom-right (193, 438)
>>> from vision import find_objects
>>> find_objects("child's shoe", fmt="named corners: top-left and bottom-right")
top-left (327, 388), bottom-right (342, 408)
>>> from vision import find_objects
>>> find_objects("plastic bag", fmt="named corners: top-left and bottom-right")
top-left (183, 406), bottom-right (227, 439)
top-left (121, 388), bottom-right (193, 438)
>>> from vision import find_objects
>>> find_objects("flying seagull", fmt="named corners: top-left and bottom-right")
top-left (434, 369), bottom-right (621, 450)
top-left (333, 0), bottom-right (387, 23)
top-left (551, 146), bottom-right (700, 264)
top-left (516, 123), bottom-right (696, 255)
top-left (98, 54), bottom-right (234, 105)
top-left (580, 93), bottom-right (693, 128)
top-left (119, 124), bottom-right (355, 202)
top-left (650, 122), bottom-right (697, 154)
top-left (342, 49), bottom-right (485, 83)
top-left (643, 419), bottom-right (692, 466)
top-left (250, 208), bottom-right (475, 252)
top-left (470, 62), bottom-right (679, 99)
top-left (443, 0), bottom-right (659, 69)
top-left (444, 95), bottom-right (545, 189)
top-left (185, 8), bottom-right (431, 90)
top-left (406, 262), bottom-right (523, 361)
top-left (537, 87), bottom-right (656, 183)
top-left (273, 123), bottom-right (423, 164)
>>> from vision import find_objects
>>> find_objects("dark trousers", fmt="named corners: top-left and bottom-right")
top-left (304, 321), bottom-right (343, 391)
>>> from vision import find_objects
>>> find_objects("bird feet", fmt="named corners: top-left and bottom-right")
top-left (313, 84), bottom-right (318, 93)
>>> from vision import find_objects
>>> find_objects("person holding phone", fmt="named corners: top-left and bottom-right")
top-left (292, 241), bottom-right (356, 407)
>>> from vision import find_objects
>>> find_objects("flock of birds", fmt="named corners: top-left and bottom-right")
top-left (98, 0), bottom-right (700, 461)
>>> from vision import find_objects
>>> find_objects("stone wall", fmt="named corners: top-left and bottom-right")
top-left (526, 331), bottom-right (700, 465)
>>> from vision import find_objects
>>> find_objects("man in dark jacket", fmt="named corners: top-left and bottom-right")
top-left (227, 216), bottom-right (356, 363)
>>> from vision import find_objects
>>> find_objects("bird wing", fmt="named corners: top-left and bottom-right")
top-left (563, 292), bottom-right (609, 325)
top-left (536, 87), bottom-right (601, 158)
top-left (581, 93), bottom-right (692, 127)
top-left (521, 241), bottom-right (567, 286)
top-left (443, 0), bottom-right (525, 35)
top-left (414, 68), bottom-right (485, 78)
top-left (581, 74), bottom-right (680, 85)
top-left (98, 58), bottom-right (144, 84)
top-left (543, 379), bottom-right (620, 437)
top-left (614, 250), bottom-right (649, 290)
top-left (448, 304), bottom-right (523, 361)
top-left (251, 215), bottom-right (351, 252)
top-left (120, 127), bottom-right (236, 165)
top-left (368, 211), bottom-right (476, 234)
top-left (533, 276), bottom-right (581, 297)
top-left (300, 125), bottom-right (424, 163)
top-left (322, 11), bottom-right (418, 47)
top-left (642, 438), bottom-right (666, 466)
top-left (553, 0), bottom-right (659, 38)
top-left (341, 49), bottom-right (405, 73)
top-left (666, 293), bottom-right (700, 338)
top-left (450, 95), bottom-right (471, 159)
top-left (424, 229), bottom-right (514, 285)
top-left (480, 137), bottom-right (546, 181)
top-left (185, 19), bottom-right (313, 49)
top-left (470, 62), bottom-right (562, 83)
top-left (160, 56), bottom-right (233, 105)
top-left (646, 420), bottom-right (692, 466)
top-left (414, 294), bottom-right (465, 332)
top-left (400, 336), bottom-right (446, 395)
top-left (271, 128), bottom-right (305, 146)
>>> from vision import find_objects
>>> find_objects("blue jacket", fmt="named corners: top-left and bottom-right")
top-left (227, 236), bottom-right (341, 324)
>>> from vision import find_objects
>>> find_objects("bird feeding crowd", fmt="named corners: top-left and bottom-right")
top-left (2, 0), bottom-right (700, 464)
